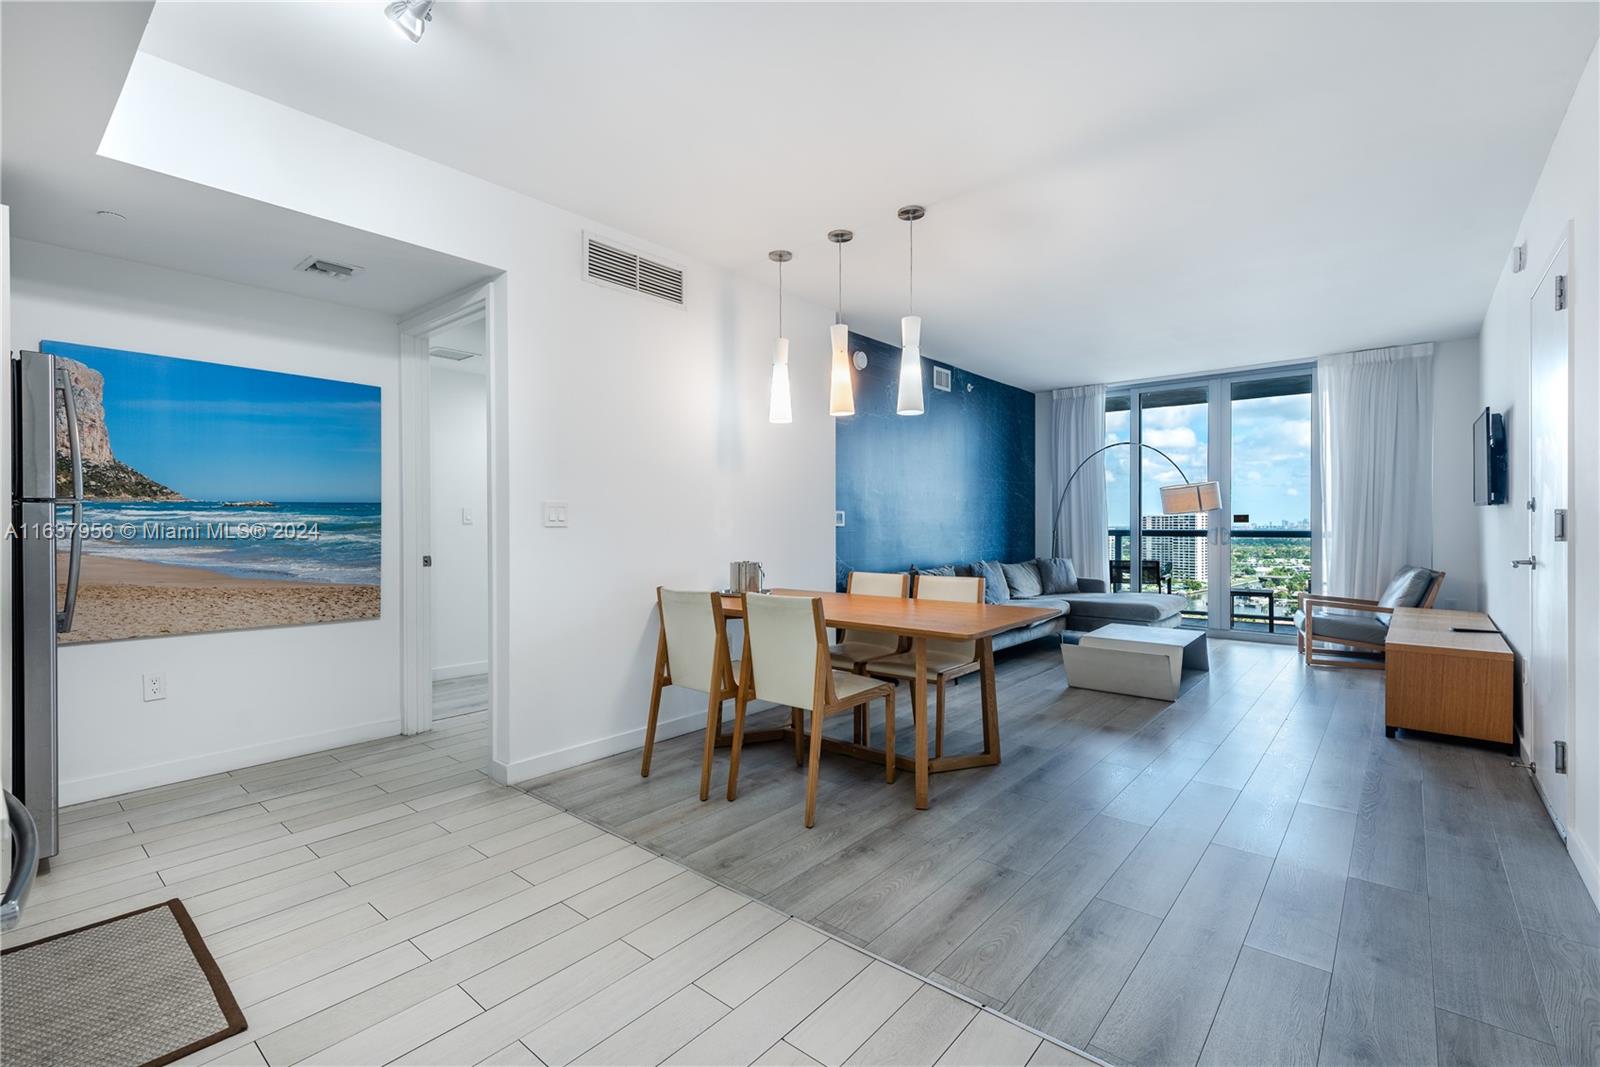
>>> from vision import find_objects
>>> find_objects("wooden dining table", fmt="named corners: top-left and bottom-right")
top-left (719, 590), bottom-right (1059, 809)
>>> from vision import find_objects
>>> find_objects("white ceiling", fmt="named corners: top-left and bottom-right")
top-left (135, 2), bottom-right (1599, 389)
top-left (1, 2), bottom-right (496, 318)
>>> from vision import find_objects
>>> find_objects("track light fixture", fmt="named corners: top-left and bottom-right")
top-left (385, 0), bottom-right (433, 42)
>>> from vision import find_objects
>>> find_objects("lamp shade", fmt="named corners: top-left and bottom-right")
top-left (1159, 480), bottom-right (1222, 514)
top-left (828, 323), bottom-right (854, 417)
top-left (769, 338), bottom-right (792, 424)
top-left (896, 315), bottom-right (924, 416)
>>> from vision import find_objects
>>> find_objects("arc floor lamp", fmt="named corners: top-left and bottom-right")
top-left (1050, 441), bottom-right (1223, 558)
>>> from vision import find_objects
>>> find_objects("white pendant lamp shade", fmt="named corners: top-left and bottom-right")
top-left (767, 250), bottom-right (793, 425)
top-left (896, 205), bottom-right (927, 416)
top-left (897, 315), bottom-right (924, 416)
top-left (829, 323), bottom-right (854, 417)
top-left (769, 337), bottom-right (793, 424)
top-left (827, 229), bottom-right (856, 418)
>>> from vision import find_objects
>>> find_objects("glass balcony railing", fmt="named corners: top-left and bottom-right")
top-left (1106, 527), bottom-right (1311, 632)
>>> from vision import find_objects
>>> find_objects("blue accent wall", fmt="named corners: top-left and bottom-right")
top-left (835, 332), bottom-right (1035, 589)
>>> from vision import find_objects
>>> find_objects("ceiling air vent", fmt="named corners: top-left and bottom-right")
top-left (585, 234), bottom-right (685, 306)
top-left (296, 256), bottom-right (363, 281)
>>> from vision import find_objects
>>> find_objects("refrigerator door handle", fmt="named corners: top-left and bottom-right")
top-left (1, 789), bottom-right (41, 931)
top-left (56, 365), bottom-right (84, 633)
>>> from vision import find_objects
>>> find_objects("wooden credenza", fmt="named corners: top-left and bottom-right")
top-left (1384, 608), bottom-right (1514, 747)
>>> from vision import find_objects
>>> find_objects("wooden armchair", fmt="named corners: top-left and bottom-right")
top-left (1297, 567), bottom-right (1445, 669)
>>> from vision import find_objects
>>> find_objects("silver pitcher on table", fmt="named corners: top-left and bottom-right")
top-left (729, 561), bottom-right (765, 593)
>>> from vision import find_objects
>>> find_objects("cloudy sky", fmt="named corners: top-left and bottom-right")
top-left (1105, 393), bottom-right (1311, 528)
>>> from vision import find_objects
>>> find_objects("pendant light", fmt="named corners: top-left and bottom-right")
top-left (768, 250), bottom-right (793, 424)
top-left (827, 229), bottom-right (856, 417)
top-left (896, 205), bottom-right (926, 416)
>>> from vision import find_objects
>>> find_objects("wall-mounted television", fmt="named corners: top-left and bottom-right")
top-left (1473, 408), bottom-right (1507, 506)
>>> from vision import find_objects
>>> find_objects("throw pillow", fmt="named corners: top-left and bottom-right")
top-left (1001, 560), bottom-right (1043, 599)
top-left (970, 559), bottom-right (1010, 604)
top-left (916, 564), bottom-right (957, 578)
top-left (1035, 557), bottom-right (1079, 594)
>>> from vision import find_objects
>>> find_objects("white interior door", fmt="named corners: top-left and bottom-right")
top-left (1527, 239), bottom-right (1571, 833)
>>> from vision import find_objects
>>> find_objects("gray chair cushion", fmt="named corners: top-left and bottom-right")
top-left (970, 560), bottom-right (1010, 604)
top-left (1059, 592), bottom-right (1185, 623)
top-left (1377, 566), bottom-right (1441, 609)
top-left (1002, 560), bottom-right (1043, 599)
top-left (1295, 609), bottom-right (1389, 646)
top-left (1034, 557), bottom-right (1079, 594)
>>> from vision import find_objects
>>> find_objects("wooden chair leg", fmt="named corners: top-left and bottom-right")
top-left (883, 689), bottom-right (896, 784)
top-left (804, 708), bottom-right (826, 828)
top-left (641, 669), bottom-right (665, 778)
top-left (726, 687), bottom-right (749, 801)
top-left (854, 707), bottom-right (867, 745)
top-left (697, 687), bottom-right (723, 802)
top-left (792, 707), bottom-right (805, 766)
top-left (934, 677), bottom-right (946, 759)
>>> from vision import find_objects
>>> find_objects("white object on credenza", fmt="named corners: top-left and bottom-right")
top-left (1059, 623), bottom-right (1210, 701)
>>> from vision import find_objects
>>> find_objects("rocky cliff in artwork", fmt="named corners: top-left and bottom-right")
top-left (54, 358), bottom-right (185, 501)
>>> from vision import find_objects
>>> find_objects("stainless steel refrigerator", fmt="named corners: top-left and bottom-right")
top-left (10, 349), bottom-right (84, 862)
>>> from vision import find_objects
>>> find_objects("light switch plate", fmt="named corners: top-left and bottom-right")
top-left (542, 501), bottom-right (569, 528)
top-left (461, 507), bottom-right (473, 525)
top-left (834, 510), bottom-right (846, 527)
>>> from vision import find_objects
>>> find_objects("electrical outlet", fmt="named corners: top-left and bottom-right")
top-left (142, 673), bottom-right (167, 702)
top-left (542, 501), bottom-right (569, 528)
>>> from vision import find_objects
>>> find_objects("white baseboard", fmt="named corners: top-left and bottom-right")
top-left (1570, 829), bottom-right (1600, 911)
top-left (497, 704), bottom-right (756, 786)
top-left (60, 717), bottom-right (403, 805)
top-left (433, 661), bottom-right (489, 682)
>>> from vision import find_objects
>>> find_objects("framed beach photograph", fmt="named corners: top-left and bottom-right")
top-left (42, 340), bottom-right (381, 644)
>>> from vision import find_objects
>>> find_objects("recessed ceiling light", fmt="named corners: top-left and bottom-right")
top-left (385, 0), bottom-right (433, 42)
top-left (95, 210), bottom-right (127, 222)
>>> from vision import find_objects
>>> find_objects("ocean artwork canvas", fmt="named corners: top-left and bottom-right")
top-left (41, 340), bottom-right (381, 644)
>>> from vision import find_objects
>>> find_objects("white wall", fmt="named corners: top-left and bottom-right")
top-left (1430, 337), bottom-right (1484, 610)
top-left (1479, 43), bottom-right (1599, 905)
top-left (429, 360), bottom-right (488, 679)
top-left (10, 240), bottom-right (404, 802)
top-left (99, 55), bottom-right (836, 783)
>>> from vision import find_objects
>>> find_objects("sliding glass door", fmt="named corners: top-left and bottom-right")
top-left (1107, 367), bottom-right (1315, 638)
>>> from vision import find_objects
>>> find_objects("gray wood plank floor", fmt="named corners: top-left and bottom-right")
top-left (14, 710), bottom-right (1090, 1067)
top-left (528, 639), bottom-right (1600, 1067)
top-left (434, 674), bottom-right (489, 721)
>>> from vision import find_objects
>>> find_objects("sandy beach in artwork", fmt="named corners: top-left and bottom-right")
top-left (57, 554), bottom-right (380, 644)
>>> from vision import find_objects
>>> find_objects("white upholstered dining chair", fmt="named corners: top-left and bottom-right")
top-left (641, 587), bottom-right (738, 802)
top-left (830, 570), bottom-right (911, 747)
top-left (729, 593), bottom-right (897, 828)
top-left (865, 574), bottom-right (985, 759)
top-left (829, 571), bottom-right (911, 671)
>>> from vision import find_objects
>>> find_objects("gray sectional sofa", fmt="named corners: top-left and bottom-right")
top-left (911, 557), bottom-right (1187, 651)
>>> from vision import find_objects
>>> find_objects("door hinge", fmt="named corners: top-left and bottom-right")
top-left (1555, 740), bottom-right (1568, 774)
top-left (1512, 243), bottom-right (1528, 273)
top-left (1555, 275), bottom-right (1567, 311)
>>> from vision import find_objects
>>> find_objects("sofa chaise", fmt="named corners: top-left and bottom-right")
top-left (906, 557), bottom-right (1188, 652)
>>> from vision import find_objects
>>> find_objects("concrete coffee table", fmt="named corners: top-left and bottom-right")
top-left (1059, 624), bottom-right (1209, 701)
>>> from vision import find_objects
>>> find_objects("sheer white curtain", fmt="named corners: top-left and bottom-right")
top-left (1050, 384), bottom-right (1109, 583)
top-left (1316, 343), bottom-right (1435, 599)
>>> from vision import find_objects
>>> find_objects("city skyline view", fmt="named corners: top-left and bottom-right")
top-left (1100, 381), bottom-right (1314, 629)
